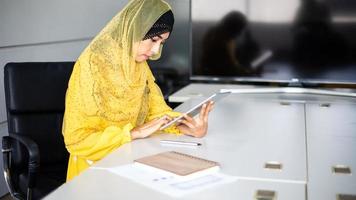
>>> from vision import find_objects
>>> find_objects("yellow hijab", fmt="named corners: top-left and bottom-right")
top-left (63, 0), bottom-right (174, 146)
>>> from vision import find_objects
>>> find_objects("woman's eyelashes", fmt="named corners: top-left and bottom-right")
top-left (150, 37), bottom-right (159, 42)
top-left (150, 37), bottom-right (166, 44)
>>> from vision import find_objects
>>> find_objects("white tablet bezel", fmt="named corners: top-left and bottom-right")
top-left (160, 91), bottom-right (231, 130)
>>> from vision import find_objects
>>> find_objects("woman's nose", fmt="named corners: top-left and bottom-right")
top-left (151, 42), bottom-right (161, 55)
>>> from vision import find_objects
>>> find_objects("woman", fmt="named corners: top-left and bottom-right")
top-left (62, 0), bottom-right (214, 181)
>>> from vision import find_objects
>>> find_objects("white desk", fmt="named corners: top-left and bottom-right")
top-left (44, 169), bottom-right (305, 200)
top-left (168, 83), bottom-right (356, 103)
top-left (44, 86), bottom-right (356, 200)
top-left (168, 83), bottom-right (260, 102)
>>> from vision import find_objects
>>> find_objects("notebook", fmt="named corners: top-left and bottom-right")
top-left (134, 151), bottom-right (220, 177)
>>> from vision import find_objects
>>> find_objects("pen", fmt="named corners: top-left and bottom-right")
top-left (160, 140), bottom-right (202, 146)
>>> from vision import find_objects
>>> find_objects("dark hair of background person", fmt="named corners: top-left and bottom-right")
top-left (199, 11), bottom-right (261, 77)
top-left (291, 0), bottom-right (352, 77)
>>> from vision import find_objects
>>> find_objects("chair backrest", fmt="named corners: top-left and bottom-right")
top-left (4, 62), bottom-right (74, 169)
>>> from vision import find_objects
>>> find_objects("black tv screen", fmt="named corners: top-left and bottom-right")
top-left (191, 0), bottom-right (356, 85)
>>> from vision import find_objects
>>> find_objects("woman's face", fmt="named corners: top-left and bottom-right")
top-left (135, 32), bottom-right (170, 63)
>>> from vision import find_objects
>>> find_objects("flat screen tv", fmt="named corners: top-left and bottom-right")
top-left (191, 0), bottom-right (356, 86)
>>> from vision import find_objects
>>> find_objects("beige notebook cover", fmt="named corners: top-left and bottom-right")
top-left (134, 151), bottom-right (219, 176)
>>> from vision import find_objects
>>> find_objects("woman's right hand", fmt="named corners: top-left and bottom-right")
top-left (130, 115), bottom-right (172, 140)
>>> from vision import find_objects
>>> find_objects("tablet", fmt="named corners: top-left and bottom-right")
top-left (160, 91), bottom-right (231, 130)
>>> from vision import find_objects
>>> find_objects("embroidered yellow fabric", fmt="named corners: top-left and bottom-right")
top-left (62, 0), bottom-right (180, 181)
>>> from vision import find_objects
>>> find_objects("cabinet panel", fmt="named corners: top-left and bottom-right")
top-left (307, 136), bottom-right (356, 200)
top-left (176, 95), bottom-right (307, 182)
top-left (306, 103), bottom-right (356, 138)
top-left (189, 179), bottom-right (306, 200)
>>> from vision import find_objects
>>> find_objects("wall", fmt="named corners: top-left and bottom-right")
top-left (0, 0), bottom-right (190, 196)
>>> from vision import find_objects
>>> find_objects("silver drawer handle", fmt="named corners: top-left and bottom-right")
top-left (255, 190), bottom-right (277, 200)
top-left (332, 165), bottom-right (352, 175)
top-left (337, 194), bottom-right (356, 200)
top-left (264, 161), bottom-right (283, 171)
top-left (280, 102), bottom-right (291, 106)
top-left (320, 103), bottom-right (331, 107)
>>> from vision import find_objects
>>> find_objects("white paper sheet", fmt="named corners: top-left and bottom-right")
top-left (92, 164), bottom-right (237, 197)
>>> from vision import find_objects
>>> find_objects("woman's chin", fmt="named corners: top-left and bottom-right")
top-left (135, 55), bottom-right (149, 63)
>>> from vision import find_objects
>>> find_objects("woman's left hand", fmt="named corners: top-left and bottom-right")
top-left (177, 101), bottom-right (214, 138)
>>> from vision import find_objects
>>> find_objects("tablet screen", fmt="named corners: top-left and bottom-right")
top-left (160, 91), bottom-right (231, 130)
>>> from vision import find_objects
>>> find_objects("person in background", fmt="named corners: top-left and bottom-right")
top-left (292, 0), bottom-right (352, 77)
top-left (62, 0), bottom-right (214, 181)
top-left (200, 11), bottom-right (261, 77)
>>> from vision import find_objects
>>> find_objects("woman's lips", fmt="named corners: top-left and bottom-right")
top-left (142, 54), bottom-right (149, 59)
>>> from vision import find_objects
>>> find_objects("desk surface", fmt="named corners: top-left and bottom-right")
top-left (45, 88), bottom-right (356, 200)
top-left (44, 133), bottom-right (306, 200)
top-left (168, 83), bottom-right (259, 102)
top-left (168, 83), bottom-right (356, 103)
top-left (44, 167), bottom-right (305, 200)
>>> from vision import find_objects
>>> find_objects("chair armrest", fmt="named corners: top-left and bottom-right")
top-left (2, 135), bottom-right (40, 189)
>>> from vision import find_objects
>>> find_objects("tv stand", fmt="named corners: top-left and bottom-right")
top-left (287, 78), bottom-right (302, 87)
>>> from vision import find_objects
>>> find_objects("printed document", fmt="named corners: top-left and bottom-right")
top-left (95, 163), bottom-right (237, 197)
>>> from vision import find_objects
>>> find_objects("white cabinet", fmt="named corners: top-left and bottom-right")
top-left (176, 95), bottom-right (307, 183)
top-left (188, 179), bottom-right (306, 200)
top-left (307, 136), bottom-right (356, 200)
top-left (45, 169), bottom-right (306, 200)
top-left (306, 103), bottom-right (356, 138)
top-left (306, 103), bottom-right (356, 200)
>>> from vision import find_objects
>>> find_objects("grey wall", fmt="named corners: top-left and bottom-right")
top-left (0, 0), bottom-right (130, 122)
top-left (0, 0), bottom-right (190, 196)
top-left (0, 1), bottom-right (129, 195)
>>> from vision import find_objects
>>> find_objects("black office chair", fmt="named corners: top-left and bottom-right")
top-left (2, 62), bottom-right (74, 200)
top-left (149, 66), bottom-right (188, 108)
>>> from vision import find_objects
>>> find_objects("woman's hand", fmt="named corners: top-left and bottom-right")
top-left (130, 115), bottom-right (172, 140)
top-left (177, 101), bottom-right (214, 138)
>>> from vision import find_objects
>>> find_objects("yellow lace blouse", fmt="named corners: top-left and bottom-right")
top-left (62, 0), bottom-right (180, 181)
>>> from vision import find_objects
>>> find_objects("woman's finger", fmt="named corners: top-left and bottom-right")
top-left (203, 101), bottom-right (211, 117)
top-left (201, 102), bottom-right (209, 122)
top-left (159, 118), bottom-right (170, 126)
top-left (209, 102), bottom-right (214, 112)
top-left (206, 101), bottom-right (214, 115)
top-left (159, 116), bottom-right (169, 123)
top-left (199, 103), bottom-right (207, 120)
top-left (162, 115), bottom-right (173, 121)
top-left (177, 124), bottom-right (191, 135)
top-left (177, 124), bottom-right (198, 137)
top-left (145, 118), bottom-right (168, 130)
top-left (183, 114), bottom-right (194, 122)
top-left (179, 119), bottom-right (195, 129)
top-left (183, 114), bottom-right (197, 126)
top-left (203, 101), bottom-right (214, 122)
top-left (157, 115), bottom-right (169, 122)
top-left (203, 110), bottom-right (209, 122)
top-left (156, 115), bottom-right (172, 125)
